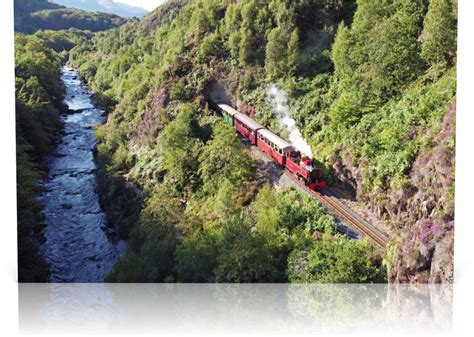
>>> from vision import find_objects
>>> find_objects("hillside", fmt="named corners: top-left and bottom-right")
top-left (52, 0), bottom-right (149, 18)
top-left (67, 0), bottom-right (457, 283)
top-left (15, 33), bottom-right (67, 281)
top-left (14, 0), bottom-right (128, 33)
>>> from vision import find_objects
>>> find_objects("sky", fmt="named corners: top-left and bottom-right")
top-left (114, 0), bottom-right (166, 11)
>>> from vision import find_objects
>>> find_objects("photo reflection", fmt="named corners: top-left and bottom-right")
top-left (19, 283), bottom-right (452, 335)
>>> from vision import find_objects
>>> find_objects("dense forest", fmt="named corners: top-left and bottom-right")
top-left (15, 0), bottom-right (456, 283)
top-left (52, 0), bottom-right (149, 18)
top-left (14, 0), bottom-right (128, 33)
top-left (67, 0), bottom-right (456, 283)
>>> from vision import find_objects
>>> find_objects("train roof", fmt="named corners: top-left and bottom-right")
top-left (258, 128), bottom-right (294, 151)
top-left (234, 113), bottom-right (264, 131)
top-left (217, 103), bottom-right (239, 116)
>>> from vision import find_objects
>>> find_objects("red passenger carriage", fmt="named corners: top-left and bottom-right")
top-left (233, 113), bottom-right (263, 144)
top-left (256, 129), bottom-right (293, 166)
top-left (208, 99), bottom-right (326, 190)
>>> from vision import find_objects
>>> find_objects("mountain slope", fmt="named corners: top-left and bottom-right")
top-left (69, 0), bottom-right (456, 283)
top-left (14, 0), bottom-right (128, 33)
top-left (52, 0), bottom-right (149, 18)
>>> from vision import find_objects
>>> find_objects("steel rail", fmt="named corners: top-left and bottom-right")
top-left (209, 101), bottom-right (389, 250)
top-left (288, 173), bottom-right (388, 250)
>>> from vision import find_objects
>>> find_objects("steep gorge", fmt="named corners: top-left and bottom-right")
top-left (68, 0), bottom-right (456, 283)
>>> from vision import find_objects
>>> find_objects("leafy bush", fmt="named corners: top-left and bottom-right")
top-left (288, 238), bottom-right (386, 283)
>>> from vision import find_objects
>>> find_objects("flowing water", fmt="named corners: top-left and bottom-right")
top-left (39, 66), bottom-right (125, 282)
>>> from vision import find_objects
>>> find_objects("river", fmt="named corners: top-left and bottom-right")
top-left (39, 66), bottom-right (125, 282)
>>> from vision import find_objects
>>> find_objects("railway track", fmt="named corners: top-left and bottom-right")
top-left (210, 102), bottom-right (389, 250)
top-left (248, 138), bottom-right (389, 250)
top-left (249, 138), bottom-right (390, 249)
top-left (288, 174), bottom-right (389, 249)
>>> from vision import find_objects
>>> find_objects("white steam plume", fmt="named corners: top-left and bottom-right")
top-left (266, 84), bottom-right (314, 159)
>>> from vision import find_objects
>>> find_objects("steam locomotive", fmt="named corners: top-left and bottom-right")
top-left (210, 101), bottom-right (326, 190)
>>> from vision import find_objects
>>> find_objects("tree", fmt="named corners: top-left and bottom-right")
top-left (112, 186), bottom-right (180, 282)
top-left (239, 28), bottom-right (254, 65)
top-left (287, 28), bottom-right (300, 76)
top-left (176, 229), bottom-right (219, 282)
top-left (287, 238), bottom-right (386, 283)
top-left (214, 217), bottom-right (282, 282)
top-left (227, 31), bottom-right (241, 60)
top-left (199, 32), bottom-right (220, 61)
top-left (17, 143), bottom-right (51, 282)
top-left (157, 105), bottom-right (202, 192)
top-left (420, 0), bottom-right (457, 67)
top-left (252, 186), bottom-right (336, 236)
top-left (331, 22), bottom-right (354, 81)
top-left (198, 122), bottom-right (253, 192)
top-left (265, 27), bottom-right (288, 79)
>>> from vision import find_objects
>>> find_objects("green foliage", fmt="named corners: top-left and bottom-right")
top-left (15, 33), bottom-right (64, 158)
top-left (14, 0), bottom-right (63, 33)
top-left (65, 0), bottom-right (457, 283)
top-left (265, 27), bottom-right (289, 79)
top-left (176, 229), bottom-right (219, 282)
top-left (199, 32), bottom-right (221, 61)
top-left (16, 144), bottom-right (51, 282)
top-left (214, 217), bottom-right (282, 282)
top-left (169, 78), bottom-right (194, 101)
top-left (288, 238), bottom-right (386, 283)
top-left (239, 28), bottom-right (254, 65)
top-left (15, 32), bottom-right (67, 281)
top-left (109, 186), bottom-right (180, 282)
top-left (420, 0), bottom-right (457, 68)
top-left (157, 105), bottom-right (202, 191)
top-left (199, 122), bottom-right (254, 192)
top-left (253, 185), bottom-right (336, 235)
top-left (287, 28), bottom-right (300, 76)
top-left (15, 0), bottom-right (127, 34)
top-left (95, 171), bottom-right (143, 239)
top-left (34, 28), bottom-right (93, 54)
top-left (106, 251), bottom-right (147, 282)
top-left (332, 0), bottom-right (426, 102)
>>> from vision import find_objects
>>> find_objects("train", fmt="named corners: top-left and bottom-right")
top-left (209, 100), bottom-right (326, 190)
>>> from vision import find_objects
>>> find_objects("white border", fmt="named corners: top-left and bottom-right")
top-left (0, 0), bottom-right (19, 335)
top-left (1, 0), bottom-right (473, 336)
